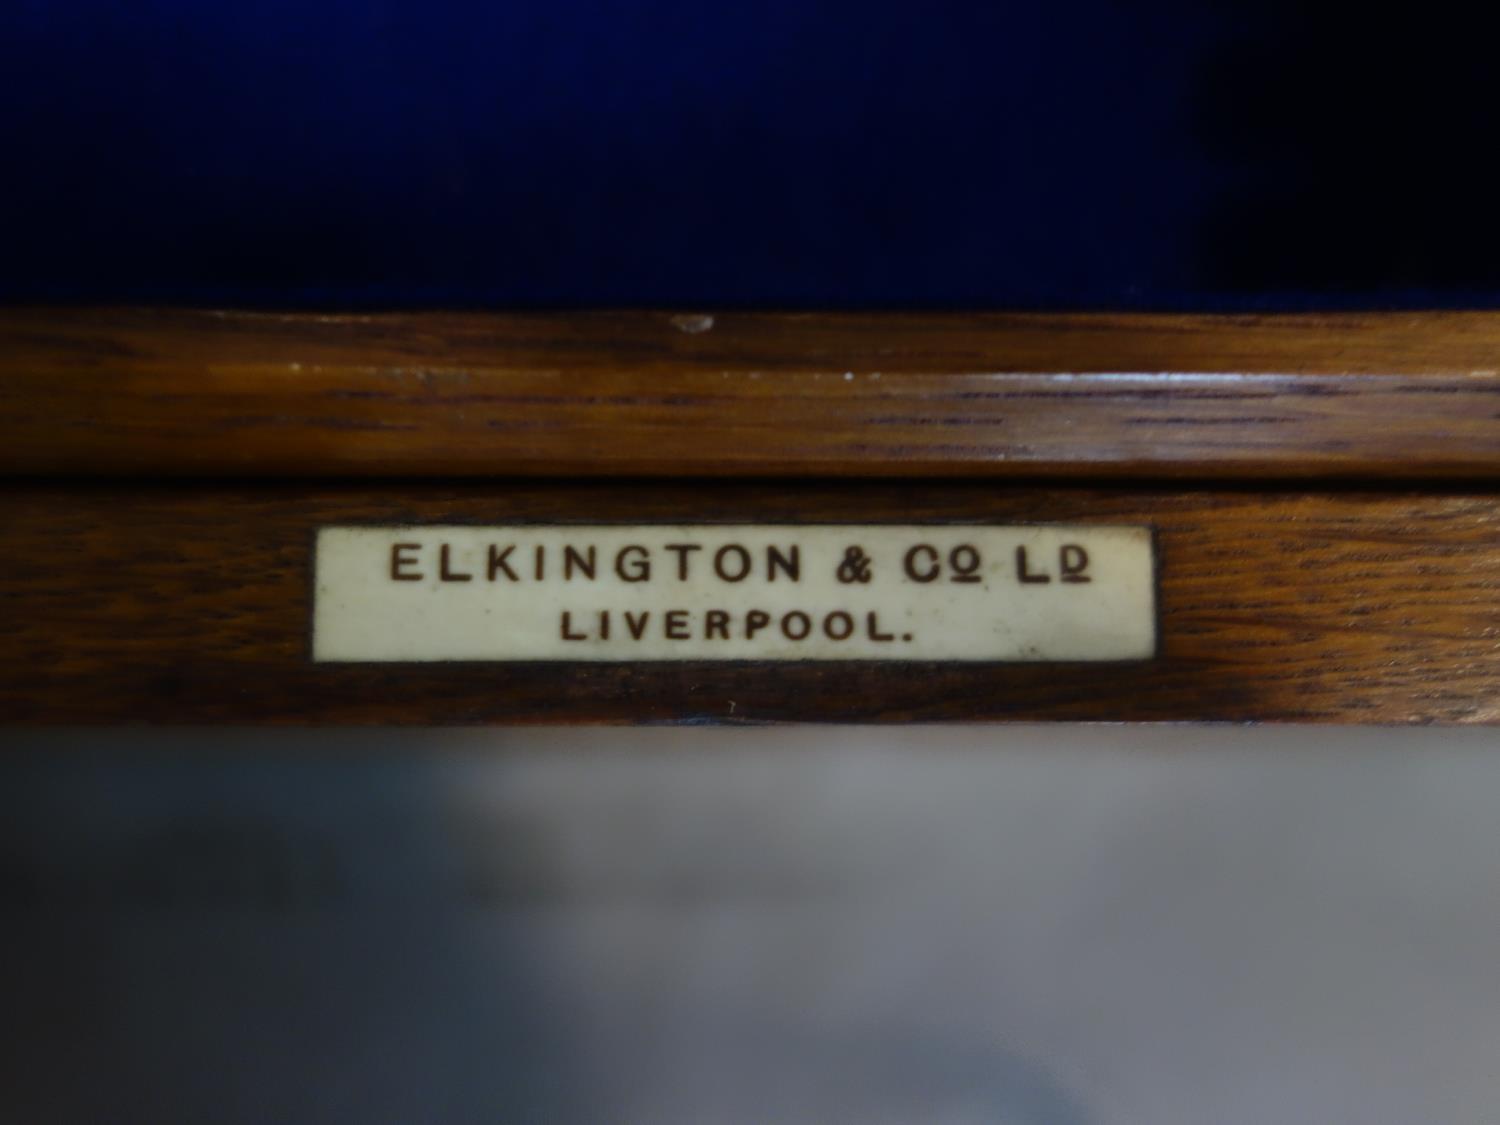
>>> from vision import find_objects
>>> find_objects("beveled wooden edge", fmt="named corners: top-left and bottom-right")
top-left (5, 308), bottom-right (1500, 479)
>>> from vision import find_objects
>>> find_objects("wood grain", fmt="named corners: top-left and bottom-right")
top-left (7, 308), bottom-right (1500, 479)
top-left (4, 481), bottom-right (1499, 723)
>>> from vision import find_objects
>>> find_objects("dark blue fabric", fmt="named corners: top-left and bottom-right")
top-left (2, 0), bottom-right (1497, 309)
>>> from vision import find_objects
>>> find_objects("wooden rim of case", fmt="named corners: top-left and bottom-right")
top-left (6, 308), bottom-right (1500, 480)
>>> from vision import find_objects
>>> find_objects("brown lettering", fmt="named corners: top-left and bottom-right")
top-left (949, 544), bottom-right (982, 583)
top-left (705, 610), bottom-right (730, 639)
top-left (665, 610), bottom-right (690, 639)
top-left (767, 544), bottom-right (800, 582)
top-left (616, 545), bottom-right (651, 582)
top-left (1016, 546), bottom-right (1051, 584)
top-left (391, 542), bottom-right (422, 581)
top-left (1060, 544), bottom-right (1091, 583)
top-left (487, 545), bottom-right (518, 581)
top-left (824, 611), bottom-right (854, 640)
top-left (714, 544), bottom-right (751, 582)
top-left (439, 544), bottom-right (472, 582)
top-left (904, 544), bottom-right (940, 582)
top-left (664, 543), bottom-right (701, 580)
top-left (563, 545), bottom-right (596, 581)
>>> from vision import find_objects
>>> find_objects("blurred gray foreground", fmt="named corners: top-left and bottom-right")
top-left (3, 726), bottom-right (1499, 1124)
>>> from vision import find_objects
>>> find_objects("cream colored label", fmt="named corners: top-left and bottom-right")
top-left (312, 524), bottom-right (1155, 662)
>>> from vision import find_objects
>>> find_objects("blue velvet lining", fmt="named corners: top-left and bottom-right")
top-left (3, 0), bottom-right (1495, 309)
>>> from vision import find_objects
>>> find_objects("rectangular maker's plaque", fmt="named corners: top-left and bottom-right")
top-left (313, 524), bottom-right (1156, 662)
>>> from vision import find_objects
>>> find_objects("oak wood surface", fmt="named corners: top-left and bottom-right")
top-left (8, 309), bottom-right (1500, 479)
top-left (4, 481), bottom-right (1498, 724)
